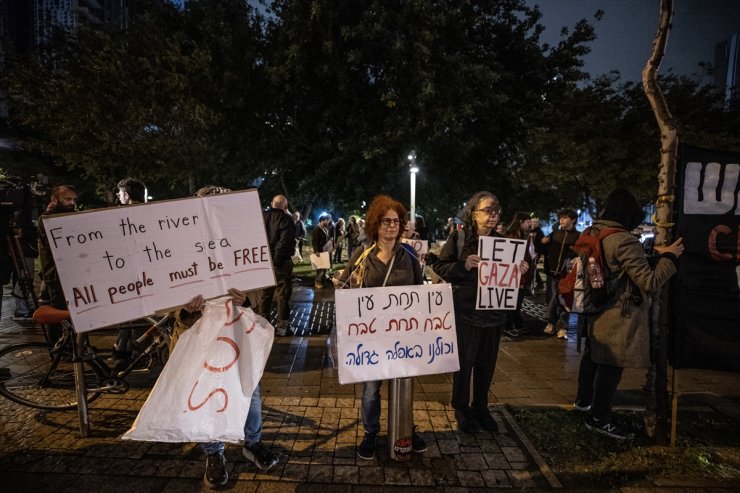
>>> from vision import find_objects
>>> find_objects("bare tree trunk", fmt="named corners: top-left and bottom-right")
top-left (641, 0), bottom-right (677, 445)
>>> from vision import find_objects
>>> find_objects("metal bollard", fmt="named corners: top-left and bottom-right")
top-left (388, 377), bottom-right (413, 461)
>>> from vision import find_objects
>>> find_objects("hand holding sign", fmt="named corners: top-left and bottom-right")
top-left (476, 237), bottom-right (527, 310)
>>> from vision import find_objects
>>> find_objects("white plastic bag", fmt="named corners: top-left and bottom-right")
top-left (122, 299), bottom-right (274, 443)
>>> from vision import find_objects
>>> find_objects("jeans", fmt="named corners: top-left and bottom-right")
top-left (361, 380), bottom-right (382, 434)
top-left (451, 319), bottom-right (503, 412)
top-left (258, 259), bottom-right (293, 324)
top-left (200, 385), bottom-right (263, 455)
top-left (576, 336), bottom-right (624, 422)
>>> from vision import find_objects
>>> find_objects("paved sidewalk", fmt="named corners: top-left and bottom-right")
top-left (1, 282), bottom-right (738, 492)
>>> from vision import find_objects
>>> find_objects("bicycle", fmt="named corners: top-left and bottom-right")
top-left (0, 304), bottom-right (172, 411)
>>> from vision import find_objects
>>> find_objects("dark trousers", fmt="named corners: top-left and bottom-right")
top-left (576, 335), bottom-right (624, 422)
top-left (505, 288), bottom-right (527, 330)
top-left (258, 260), bottom-right (293, 324)
top-left (451, 319), bottom-right (503, 412)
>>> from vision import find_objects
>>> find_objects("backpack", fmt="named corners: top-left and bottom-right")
top-left (557, 226), bottom-right (624, 314)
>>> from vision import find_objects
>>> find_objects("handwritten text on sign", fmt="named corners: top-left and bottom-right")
top-left (335, 283), bottom-right (459, 385)
top-left (476, 237), bottom-right (526, 310)
top-left (43, 190), bottom-right (275, 332)
top-left (122, 301), bottom-right (274, 443)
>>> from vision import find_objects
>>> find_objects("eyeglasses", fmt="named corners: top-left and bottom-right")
top-left (381, 218), bottom-right (401, 227)
top-left (474, 207), bottom-right (502, 217)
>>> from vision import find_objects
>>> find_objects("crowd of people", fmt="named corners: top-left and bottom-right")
top-left (3, 180), bottom-right (683, 488)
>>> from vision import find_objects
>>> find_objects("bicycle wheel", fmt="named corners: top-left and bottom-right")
top-left (0, 342), bottom-right (104, 410)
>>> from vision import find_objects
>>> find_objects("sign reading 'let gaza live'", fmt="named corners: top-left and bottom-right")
top-left (43, 190), bottom-right (275, 332)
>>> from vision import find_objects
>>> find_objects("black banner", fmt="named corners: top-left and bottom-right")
top-left (671, 144), bottom-right (740, 372)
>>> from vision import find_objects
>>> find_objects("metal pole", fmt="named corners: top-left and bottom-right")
top-left (72, 333), bottom-right (90, 437)
top-left (388, 377), bottom-right (413, 461)
top-left (410, 170), bottom-right (416, 226)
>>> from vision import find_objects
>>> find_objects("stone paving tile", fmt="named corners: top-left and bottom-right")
top-left (457, 470), bottom-right (486, 487)
top-left (333, 464), bottom-right (358, 483)
top-left (307, 463), bottom-right (333, 482)
top-left (501, 445), bottom-right (527, 463)
top-left (506, 468), bottom-right (537, 487)
top-left (482, 468), bottom-right (512, 488)
top-left (384, 466), bottom-right (411, 485)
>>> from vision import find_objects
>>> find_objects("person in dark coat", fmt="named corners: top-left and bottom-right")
top-left (311, 214), bottom-right (332, 288)
top-left (575, 188), bottom-right (683, 440)
top-left (433, 191), bottom-right (529, 435)
top-left (258, 194), bottom-right (296, 336)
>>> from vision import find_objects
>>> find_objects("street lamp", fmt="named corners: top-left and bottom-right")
top-left (408, 151), bottom-right (419, 226)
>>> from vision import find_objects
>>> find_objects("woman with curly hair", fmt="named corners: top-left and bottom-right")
top-left (335, 194), bottom-right (426, 460)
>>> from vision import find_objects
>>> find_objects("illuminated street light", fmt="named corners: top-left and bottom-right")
top-left (408, 151), bottom-right (419, 225)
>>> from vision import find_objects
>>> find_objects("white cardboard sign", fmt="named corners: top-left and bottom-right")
top-left (401, 238), bottom-right (429, 255)
top-left (475, 237), bottom-right (527, 310)
top-left (335, 283), bottom-right (459, 384)
top-left (43, 189), bottom-right (275, 332)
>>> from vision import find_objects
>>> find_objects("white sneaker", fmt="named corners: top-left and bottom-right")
top-left (557, 328), bottom-right (568, 340)
top-left (543, 323), bottom-right (555, 335)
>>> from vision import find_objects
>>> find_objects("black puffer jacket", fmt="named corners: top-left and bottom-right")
top-left (263, 207), bottom-right (296, 267)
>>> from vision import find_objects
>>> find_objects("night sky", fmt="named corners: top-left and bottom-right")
top-left (530, 0), bottom-right (740, 81)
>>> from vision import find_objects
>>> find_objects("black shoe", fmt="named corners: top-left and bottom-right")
top-left (503, 328), bottom-right (521, 338)
top-left (204, 452), bottom-right (228, 488)
top-left (455, 409), bottom-right (479, 434)
top-left (475, 408), bottom-right (499, 433)
top-left (357, 432), bottom-right (377, 460)
top-left (242, 441), bottom-right (279, 471)
top-left (412, 426), bottom-right (427, 453)
top-left (584, 416), bottom-right (635, 440)
top-left (573, 401), bottom-right (591, 412)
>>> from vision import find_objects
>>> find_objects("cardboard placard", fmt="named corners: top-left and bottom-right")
top-left (43, 189), bottom-right (275, 332)
top-left (475, 237), bottom-right (527, 310)
top-left (335, 283), bottom-right (459, 384)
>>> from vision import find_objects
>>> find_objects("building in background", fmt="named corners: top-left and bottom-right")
top-left (715, 33), bottom-right (739, 108)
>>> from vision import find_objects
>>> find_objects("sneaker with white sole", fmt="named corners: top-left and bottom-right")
top-left (203, 452), bottom-right (228, 488)
top-left (411, 426), bottom-right (427, 453)
top-left (357, 432), bottom-right (377, 460)
top-left (584, 416), bottom-right (635, 440)
top-left (242, 441), bottom-right (279, 471)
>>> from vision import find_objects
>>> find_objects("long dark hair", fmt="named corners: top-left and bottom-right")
top-left (505, 211), bottom-right (530, 239)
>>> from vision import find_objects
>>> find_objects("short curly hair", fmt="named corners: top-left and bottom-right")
top-left (364, 195), bottom-right (408, 243)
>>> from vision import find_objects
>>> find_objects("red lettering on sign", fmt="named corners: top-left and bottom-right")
top-left (187, 380), bottom-right (228, 412)
top-left (203, 337), bottom-right (240, 372)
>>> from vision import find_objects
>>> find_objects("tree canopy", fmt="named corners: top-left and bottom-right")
top-left (2, 0), bottom-right (738, 228)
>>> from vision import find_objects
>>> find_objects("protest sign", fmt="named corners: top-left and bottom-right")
top-left (335, 283), bottom-right (458, 384)
top-left (401, 238), bottom-right (428, 255)
top-left (310, 252), bottom-right (331, 270)
top-left (475, 237), bottom-right (527, 310)
top-left (122, 300), bottom-right (273, 443)
top-left (42, 189), bottom-right (275, 332)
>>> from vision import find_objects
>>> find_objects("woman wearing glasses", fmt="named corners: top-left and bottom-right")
top-left (433, 191), bottom-right (528, 434)
top-left (334, 195), bottom-right (426, 460)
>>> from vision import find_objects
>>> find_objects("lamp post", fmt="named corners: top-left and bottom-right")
top-left (408, 151), bottom-right (419, 226)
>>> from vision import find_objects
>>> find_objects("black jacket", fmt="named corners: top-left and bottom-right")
top-left (264, 207), bottom-right (296, 267)
top-left (433, 229), bottom-right (507, 327)
top-left (544, 228), bottom-right (579, 276)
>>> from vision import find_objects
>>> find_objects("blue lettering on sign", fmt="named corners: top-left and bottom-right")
top-left (385, 340), bottom-right (423, 360)
top-left (345, 344), bottom-right (379, 366)
top-left (428, 336), bottom-right (455, 364)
